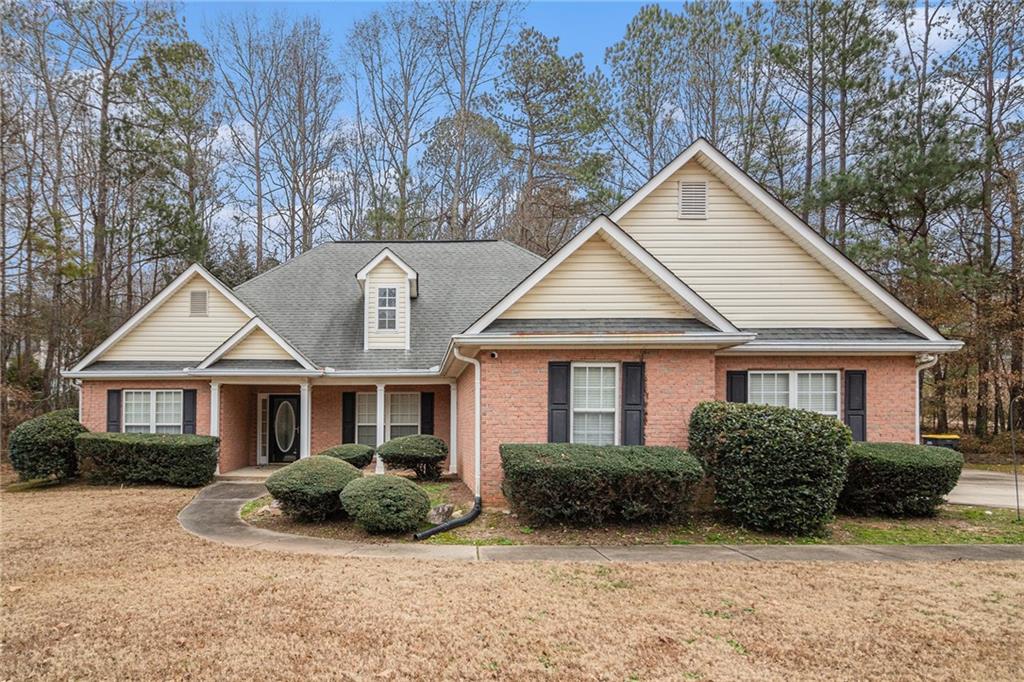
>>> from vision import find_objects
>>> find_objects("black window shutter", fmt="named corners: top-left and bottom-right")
top-left (182, 389), bottom-right (197, 434)
top-left (844, 370), bottom-right (867, 441)
top-left (726, 371), bottom-right (748, 403)
top-left (342, 392), bottom-right (356, 443)
top-left (548, 362), bottom-right (571, 443)
top-left (420, 391), bottom-right (435, 435)
top-left (106, 389), bottom-right (122, 432)
top-left (621, 362), bottom-right (645, 445)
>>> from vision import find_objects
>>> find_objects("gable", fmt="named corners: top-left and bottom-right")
top-left (500, 233), bottom-right (694, 319)
top-left (615, 159), bottom-right (893, 328)
top-left (101, 274), bottom-right (252, 361)
top-left (222, 327), bottom-right (294, 360)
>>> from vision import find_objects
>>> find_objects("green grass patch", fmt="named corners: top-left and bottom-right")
top-left (423, 530), bottom-right (520, 546)
top-left (240, 495), bottom-right (272, 520)
top-left (3, 477), bottom-right (62, 492)
top-left (417, 481), bottom-right (450, 507)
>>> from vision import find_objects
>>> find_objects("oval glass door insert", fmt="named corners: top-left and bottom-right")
top-left (275, 401), bottom-right (296, 452)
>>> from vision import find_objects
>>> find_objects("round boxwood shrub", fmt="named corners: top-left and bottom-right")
top-left (689, 401), bottom-right (851, 535)
top-left (376, 434), bottom-right (447, 480)
top-left (839, 442), bottom-right (963, 517)
top-left (9, 408), bottom-right (86, 481)
top-left (340, 475), bottom-right (430, 533)
top-left (318, 443), bottom-right (374, 469)
top-left (265, 456), bottom-right (362, 521)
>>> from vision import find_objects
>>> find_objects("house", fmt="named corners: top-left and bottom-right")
top-left (64, 140), bottom-right (962, 504)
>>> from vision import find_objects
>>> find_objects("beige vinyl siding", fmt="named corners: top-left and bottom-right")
top-left (222, 328), bottom-right (293, 360)
top-left (102, 276), bottom-right (252, 360)
top-left (616, 160), bottom-right (893, 327)
top-left (501, 234), bottom-right (692, 319)
top-left (365, 259), bottom-right (407, 349)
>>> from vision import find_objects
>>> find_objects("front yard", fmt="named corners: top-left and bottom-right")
top-left (243, 478), bottom-right (1024, 547)
top-left (2, 477), bottom-right (1023, 680)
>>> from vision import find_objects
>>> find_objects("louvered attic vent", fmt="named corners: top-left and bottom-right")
top-left (678, 180), bottom-right (707, 220)
top-left (190, 289), bottom-right (209, 317)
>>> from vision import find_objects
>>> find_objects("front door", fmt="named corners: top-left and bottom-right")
top-left (269, 395), bottom-right (300, 463)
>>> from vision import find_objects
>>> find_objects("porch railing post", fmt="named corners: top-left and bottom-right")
top-left (375, 383), bottom-right (386, 474)
top-left (299, 381), bottom-right (311, 459)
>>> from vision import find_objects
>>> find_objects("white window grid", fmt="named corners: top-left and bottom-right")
top-left (377, 286), bottom-right (397, 330)
top-left (748, 371), bottom-right (840, 417)
top-left (569, 363), bottom-right (619, 446)
top-left (354, 392), bottom-right (421, 445)
top-left (123, 389), bottom-right (183, 434)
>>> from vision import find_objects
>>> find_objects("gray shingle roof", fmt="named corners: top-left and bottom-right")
top-left (233, 241), bottom-right (543, 371)
top-left (79, 361), bottom-right (190, 373)
top-left (745, 328), bottom-right (925, 342)
top-left (483, 318), bottom-right (715, 334)
top-left (207, 359), bottom-right (304, 370)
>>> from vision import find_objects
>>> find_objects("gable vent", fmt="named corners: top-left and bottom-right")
top-left (190, 290), bottom-right (208, 317)
top-left (678, 181), bottom-right (707, 220)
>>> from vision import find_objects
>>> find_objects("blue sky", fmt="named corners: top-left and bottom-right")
top-left (179, 1), bottom-right (659, 71)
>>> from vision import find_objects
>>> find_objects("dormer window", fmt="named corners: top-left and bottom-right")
top-left (377, 287), bottom-right (397, 330)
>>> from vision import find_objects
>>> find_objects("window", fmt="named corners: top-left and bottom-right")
top-left (354, 392), bottom-right (420, 445)
top-left (123, 390), bottom-right (183, 434)
top-left (377, 286), bottom-right (397, 330)
top-left (571, 364), bottom-right (618, 446)
top-left (388, 393), bottom-right (420, 438)
top-left (748, 371), bottom-right (839, 417)
top-left (190, 289), bottom-right (208, 317)
top-left (678, 180), bottom-right (707, 219)
top-left (356, 393), bottom-right (377, 447)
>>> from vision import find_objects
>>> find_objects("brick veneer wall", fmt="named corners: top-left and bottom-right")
top-left (714, 354), bottom-right (918, 443)
top-left (455, 364), bottom-right (476, 494)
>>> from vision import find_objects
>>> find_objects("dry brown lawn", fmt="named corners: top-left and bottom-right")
top-left (2, 481), bottom-right (1023, 681)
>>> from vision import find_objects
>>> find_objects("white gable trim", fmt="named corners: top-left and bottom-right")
top-left (356, 247), bottom-right (419, 298)
top-left (69, 264), bottom-right (257, 373)
top-left (197, 317), bottom-right (317, 370)
top-left (464, 216), bottom-right (739, 334)
top-left (610, 138), bottom-right (946, 341)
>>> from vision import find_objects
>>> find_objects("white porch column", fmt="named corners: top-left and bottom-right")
top-left (299, 381), bottom-right (311, 458)
top-left (210, 381), bottom-right (221, 437)
top-left (449, 382), bottom-right (458, 474)
top-left (375, 383), bottom-right (386, 473)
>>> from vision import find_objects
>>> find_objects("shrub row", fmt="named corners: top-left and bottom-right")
top-left (75, 432), bottom-right (219, 487)
top-left (839, 442), bottom-right (963, 517)
top-left (689, 401), bottom-right (851, 534)
top-left (500, 443), bottom-right (704, 525)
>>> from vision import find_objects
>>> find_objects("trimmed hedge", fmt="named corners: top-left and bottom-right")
top-left (9, 409), bottom-right (86, 481)
top-left (689, 401), bottom-right (851, 534)
top-left (318, 443), bottom-right (374, 469)
top-left (340, 475), bottom-right (431, 533)
top-left (75, 432), bottom-right (219, 487)
top-left (500, 444), bottom-right (705, 525)
top-left (377, 434), bottom-right (448, 480)
top-left (839, 442), bottom-right (963, 517)
top-left (265, 456), bottom-right (362, 521)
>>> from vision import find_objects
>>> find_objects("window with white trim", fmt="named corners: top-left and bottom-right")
top-left (123, 390), bottom-right (183, 434)
top-left (377, 286), bottom-right (397, 330)
top-left (354, 392), bottom-right (421, 445)
top-left (571, 364), bottom-right (618, 445)
top-left (356, 393), bottom-right (377, 447)
top-left (748, 371), bottom-right (839, 417)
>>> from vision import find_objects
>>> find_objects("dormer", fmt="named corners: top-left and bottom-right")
top-left (357, 248), bottom-right (417, 351)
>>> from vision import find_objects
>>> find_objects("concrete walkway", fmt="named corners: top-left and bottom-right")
top-left (948, 469), bottom-right (1022, 509)
top-left (178, 482), bottom-right (1024, 563)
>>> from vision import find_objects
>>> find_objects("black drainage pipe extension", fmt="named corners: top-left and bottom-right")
top-left (413, 497), bottom-right (482, 541)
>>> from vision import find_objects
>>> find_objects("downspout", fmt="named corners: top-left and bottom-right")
top-left (915, 353), bottom-right (939, 445)
top-left (414, 346), bottom-right (482, 540)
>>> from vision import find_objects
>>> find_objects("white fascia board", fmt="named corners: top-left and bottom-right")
top-left (355, 247), bottom-right (419, 298)
top-left (463, 216), bottom-right (738, 334)
top-left (451, 333), bottom-right (755, 348)
top-left (69, 263), bottom-right (257, 373)
top-left (196, 317), bottom-right (317, 370)
top-left (610, 138), bottom-right (948, 342)
top-left (717, 340), bottom-right (964, 355)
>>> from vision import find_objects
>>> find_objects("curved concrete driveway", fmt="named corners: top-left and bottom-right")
top-left (178, 482), bottom-right (1024, 563)
top-left (948, 469), bottom-right (1023, 509)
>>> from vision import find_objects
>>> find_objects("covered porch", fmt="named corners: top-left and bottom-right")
top-left (210, 378), bottom-right (456, 475)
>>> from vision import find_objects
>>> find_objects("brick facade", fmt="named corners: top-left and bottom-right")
top-left (458, 349), bottom-right (920, 505)
top-left (79, 380), bottom-right (211, 434)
